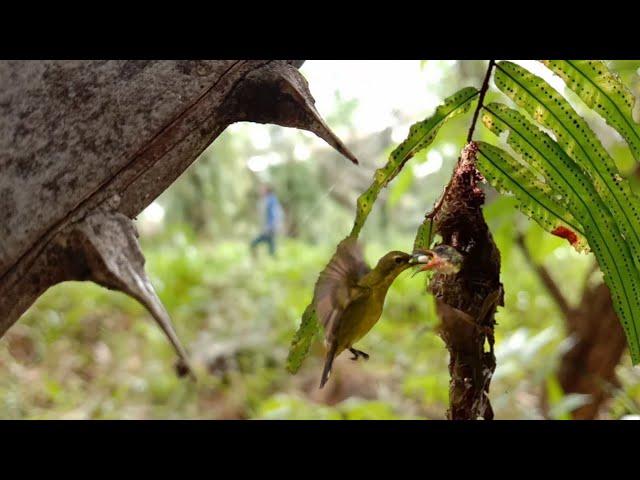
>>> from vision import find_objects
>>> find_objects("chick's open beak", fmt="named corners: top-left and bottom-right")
top-left (410, 246), bottom-right (463, 275)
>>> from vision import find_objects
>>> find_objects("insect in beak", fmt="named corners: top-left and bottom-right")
top-left (409, 252), bottom-right (432, 265)
top-left (409, 251), bottom-right (433, 277)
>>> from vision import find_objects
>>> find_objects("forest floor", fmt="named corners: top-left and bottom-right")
top-left (1, 231), bottom-right (638, 419)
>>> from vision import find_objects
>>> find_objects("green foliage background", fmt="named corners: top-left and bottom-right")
top-left (1, 61), bottom-right (640, 419)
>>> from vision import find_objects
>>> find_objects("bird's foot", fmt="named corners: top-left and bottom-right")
top-left (349, 348), bottom-right (370, 361)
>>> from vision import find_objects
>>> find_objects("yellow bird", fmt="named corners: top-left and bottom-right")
top-left (313, 238), bottom-right (428, 388)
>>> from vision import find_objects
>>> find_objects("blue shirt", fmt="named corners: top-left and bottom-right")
top-left (264, 193), bottom-right (282, 232)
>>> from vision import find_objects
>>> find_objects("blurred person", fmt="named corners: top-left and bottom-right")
top-left (250, 184), bottom-right (283, 257)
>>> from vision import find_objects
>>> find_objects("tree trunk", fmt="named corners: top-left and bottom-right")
top-left (517, 234), bottom-right (626, 419)
top-left (0, 60), bottom-right (357, 371)
top-left (557, 282), bottom-right (626, 419)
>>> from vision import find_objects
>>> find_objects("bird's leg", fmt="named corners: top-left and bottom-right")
top-left (349, 348), bottom-right (370, 361)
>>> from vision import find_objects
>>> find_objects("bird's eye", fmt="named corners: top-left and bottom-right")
top-left (394, 256), bottom-right (404, 264)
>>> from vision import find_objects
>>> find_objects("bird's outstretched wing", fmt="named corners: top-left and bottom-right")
top-left (314, 237), bottom-right (371, 345)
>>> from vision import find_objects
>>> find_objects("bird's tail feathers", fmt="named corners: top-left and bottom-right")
top-left (319, 343), bottom-right (338, 389)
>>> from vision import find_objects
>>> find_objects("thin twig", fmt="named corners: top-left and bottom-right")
top-left (467, 60), bottom-right (496, 143)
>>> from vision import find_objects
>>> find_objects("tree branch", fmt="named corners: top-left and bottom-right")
top-left (515, 231), bottom-right (572, 318)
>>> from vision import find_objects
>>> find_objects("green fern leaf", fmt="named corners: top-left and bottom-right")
top-left (493, 61), bottom-right (640, 273)
top-left (476, 141), bottom-right (588, 251)
top-left (286, 304), bottom-right (319, 374)
top-left (351, 86), bottom-right (479, 237)
top-left (413, 216), bottom-right (435, 252)
top-left (479, 102), bottom-right (640, 364)
top-left (541, 60), bottom-right (640, 163)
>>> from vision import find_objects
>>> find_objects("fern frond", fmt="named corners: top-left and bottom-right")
top-left (493, 61), bottom-right (640, 273)
top-left (413, 215), bottom-right (435, 252)
top-left (286, 304), bottom-right (319, 374)
top-left (476, 141), bottom-right (588, 251)
top-left (541, 60), bottom-right (640, 163)
top-left (480, 101), bottom-right (640, 364)
top-left (351, 87), bottom-right (479, 237)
